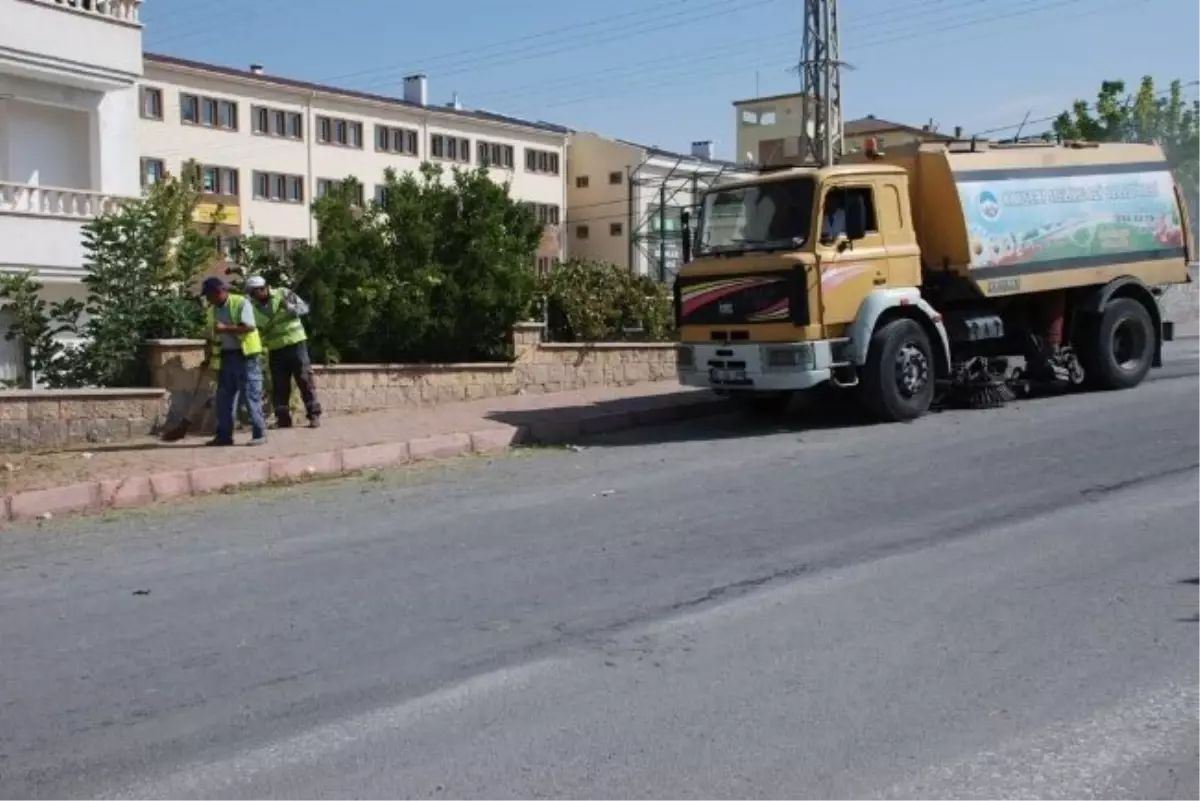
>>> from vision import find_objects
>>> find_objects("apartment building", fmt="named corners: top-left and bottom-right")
top-left (842, 114), bottom-right (954, 153)
top-left (0, 0), bottom-right (144, 381)
top-left (566, 132), bottom-right (753, 282)
top-left (138, 53), bottom-right (570, 276)
top-left (733, 90), bottom-right (813, 167)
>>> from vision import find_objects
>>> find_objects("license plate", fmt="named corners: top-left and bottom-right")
top-left (709, 368), bottom-right (747, 383)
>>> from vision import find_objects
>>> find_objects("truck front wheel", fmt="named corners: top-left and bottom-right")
top-left (1081, 297), bottom-right (1155, 390)
top-left (860, 318), bottom-right (935, 422)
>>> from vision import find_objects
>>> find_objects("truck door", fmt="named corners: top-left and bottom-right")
top-left (816, 183), bottom-right (887, 330)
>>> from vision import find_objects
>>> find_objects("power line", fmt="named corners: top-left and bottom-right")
top-left (142, 0), bottom-right (1112, 165)
top-left (322, 0), bottom-right (774, 84)
top-left (531, 0), bottom-right (1146, 112)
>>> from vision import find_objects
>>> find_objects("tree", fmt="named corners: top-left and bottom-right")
top-left (1051, 77), bottom-right (1199, 226)
top-left (285, 163), bottom-right (541, 364)
top-left (536, 259), bottom-right (674, 342)
top-left (0, 162), bottom-right (217, 388)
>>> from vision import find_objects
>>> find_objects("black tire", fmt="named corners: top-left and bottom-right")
top-left (860, 318), bottom-right (935, 422)
top-left (728, 392), bottom-right (793, 416)
top-left (1080, 297), bottom-right (1155, 390)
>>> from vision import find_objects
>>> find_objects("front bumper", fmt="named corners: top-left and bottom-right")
top-left (675, 341), bottom-right (840, 392)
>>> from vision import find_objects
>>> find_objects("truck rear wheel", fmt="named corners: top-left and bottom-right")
top-left (1081, 297), bottom-right (1155, 390)
top-left (860, 318), bottom-right (934, 422)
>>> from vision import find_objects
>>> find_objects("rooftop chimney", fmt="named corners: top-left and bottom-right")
top-left (403, 74), bottom-right (428, 106)
top-left (447, 92), bottom-right (462, 111)
top-left (249, 64), bottom-right (264, 75)
top-left (954, 125), bottom-right (963, 138)
top-left (691, 140), bottom-right (714, 160)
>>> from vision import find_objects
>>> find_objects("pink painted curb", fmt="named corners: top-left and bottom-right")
top-left (0, 394), bottom-right (729, 524)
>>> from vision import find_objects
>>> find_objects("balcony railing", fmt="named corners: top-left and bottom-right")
top-left (0, 182), bottom-right (128, 220)
top-left (36, 0), bottom-right (141, 24)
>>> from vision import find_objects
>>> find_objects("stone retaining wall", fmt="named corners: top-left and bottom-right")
top-left (0, 388), bottom-right (168, 450)
top-left (145, 323), bottom-right (679, 429)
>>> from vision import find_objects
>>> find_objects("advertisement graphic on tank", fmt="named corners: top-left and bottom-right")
top-left (957, 169), bottom-right (1185, 270)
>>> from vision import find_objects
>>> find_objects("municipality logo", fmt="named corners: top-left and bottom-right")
top-left (977, 190), bottom-right (1001, 222)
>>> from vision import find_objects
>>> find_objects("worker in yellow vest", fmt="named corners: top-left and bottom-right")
top-left (245, 275), bottom-right (323, 429)
top-left (201, 276), bottom-right (267, 446)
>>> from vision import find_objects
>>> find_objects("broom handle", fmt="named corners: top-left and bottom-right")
top-left (182, 362), bottom-right (213, 421)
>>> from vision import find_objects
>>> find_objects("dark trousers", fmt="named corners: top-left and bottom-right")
top-left (269, 341), bottom-right (322, 424)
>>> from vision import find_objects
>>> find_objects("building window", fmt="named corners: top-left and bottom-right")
top-left (608, 171), bottom-right (622, 185)
top-left (375, 125), bottom-right (419, 156)
top-left (180, 93), bottom-right (199, 124)
top-left (251, 105), bottom-right (303, 140)
top-left (252, 171), bottom-right (305, 203)
top-left (374, 185), bottom-right (390, 204)
top-left (477, 140), bottom-right (515, 169)
top-left (609, 222), bottom-right (623, 236)
top-left (759, 109), bottom-right (778, 125)
top-left (199, 165), bottom-right (239, 197)
top-left (316, 115), bottom-right (364, 149)
top-left (576, 224), bottom-right (589, 239)
top-left (317, 179), bottom-right (364, 206)
top-left (575, 176), bottom-right (589, 189)
top-left (524, 148), bottom-right (560, 175)
top-left (180, 92), bottom-right (238, 131)
top-left (430, 134), bottom-right (471, 163)
top-left (262, 237), bottom-right (309, 261)
top-left (140, 87), bottom-right (163, 121)
top-left (140, 157), bottom-right (165, 187)
top-left (538, 204), bottom-right (560, 226)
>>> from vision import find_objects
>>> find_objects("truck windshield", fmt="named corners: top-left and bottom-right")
top-left (697, 177), bottom-right (815, 255)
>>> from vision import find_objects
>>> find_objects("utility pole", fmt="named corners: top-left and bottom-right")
top-left (797, 0), bottom-right (844, 165)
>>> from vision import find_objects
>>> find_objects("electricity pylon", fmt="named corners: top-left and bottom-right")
top-left (796, 0), bottom-right (845, 165)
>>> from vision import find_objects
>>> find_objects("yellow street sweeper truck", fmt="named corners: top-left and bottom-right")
top-left (674, 138), bottom-right (1195, 420)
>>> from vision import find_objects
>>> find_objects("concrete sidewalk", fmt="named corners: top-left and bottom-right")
top-left (0, 382), bottom-right (726, 523)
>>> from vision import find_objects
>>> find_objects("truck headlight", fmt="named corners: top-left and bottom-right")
top-left (762, 344), bottom-right (814, 370)
top-left (676, 345), bottom-right (695, 369)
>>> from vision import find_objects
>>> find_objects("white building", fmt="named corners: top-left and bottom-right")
top-left (0, 0), bottom-right (145, 377)
top-left (565, 132), bottom-right (754, 282)
top-left (138, 53), bottom-right (570, 275)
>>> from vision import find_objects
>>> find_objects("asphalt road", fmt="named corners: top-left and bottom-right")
top-left (1, 341), bottom-right (1196, 799)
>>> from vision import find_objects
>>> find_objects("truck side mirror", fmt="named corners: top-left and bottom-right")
top-left (680, 210), bottom-right (692, 263)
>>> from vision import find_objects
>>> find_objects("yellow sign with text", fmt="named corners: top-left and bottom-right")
top-left (192, 202), bottom-right (240, 226)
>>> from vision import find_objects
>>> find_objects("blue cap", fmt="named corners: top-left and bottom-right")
top-left (199, 276), bottom-right (226, 297)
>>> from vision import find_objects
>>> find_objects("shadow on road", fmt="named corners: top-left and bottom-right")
top-left (573, 397), bottom-right (884, 449)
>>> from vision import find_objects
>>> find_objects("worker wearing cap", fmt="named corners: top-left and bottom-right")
top-left (244, 275), bottom-right (323, 429)
top-left (200, 276), bottom-right (267, 446)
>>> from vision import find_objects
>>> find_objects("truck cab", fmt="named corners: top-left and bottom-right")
top-left (674, 162), bottom-right (948, 418)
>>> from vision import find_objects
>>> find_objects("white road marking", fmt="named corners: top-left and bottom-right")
top-left (102, 657), bottom-right (566, 799)
top-left (875, 682), bottom-right (1199, 800)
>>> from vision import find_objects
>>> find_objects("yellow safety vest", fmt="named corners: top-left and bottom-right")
top-left (205, 293), bottom-right (264, 371)
top-left (252, 288), bottom-right (308, 351)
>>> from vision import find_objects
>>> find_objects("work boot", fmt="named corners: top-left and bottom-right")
top-left (205, 437), bottom-right (233, 447)
top-left (308, 416), bottom-right (321, 429)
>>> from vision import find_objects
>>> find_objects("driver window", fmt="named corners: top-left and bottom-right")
top-left (821, 186), bottom-right (878, 241)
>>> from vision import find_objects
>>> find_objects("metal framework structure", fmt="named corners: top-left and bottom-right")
top-left (626, 154), bottom-right (743, 283)
top-left (797, 0), bottom-right (844, 165)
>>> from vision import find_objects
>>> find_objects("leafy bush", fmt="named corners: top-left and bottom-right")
top-left (536, 259), bottom-right (674, 342)
top-left (247, 163), bottom-right (540, 364)
top-left (0, 164), bottom-right (214, 388)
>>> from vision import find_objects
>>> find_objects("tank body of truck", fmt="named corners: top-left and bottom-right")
top-left (673, 139), bottom-right (1194, 420)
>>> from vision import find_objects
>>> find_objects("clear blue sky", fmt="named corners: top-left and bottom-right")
top-left (142, 0), bottom-right (1199, 159)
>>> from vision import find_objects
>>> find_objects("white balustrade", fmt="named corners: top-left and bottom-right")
top-left (37, 0), bottom-right (141, 24)
top-left (0, 182), bottom-right (129, 220)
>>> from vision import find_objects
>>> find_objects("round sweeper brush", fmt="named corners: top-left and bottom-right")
top-left (964, 379), bottom-right (1016, 409)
